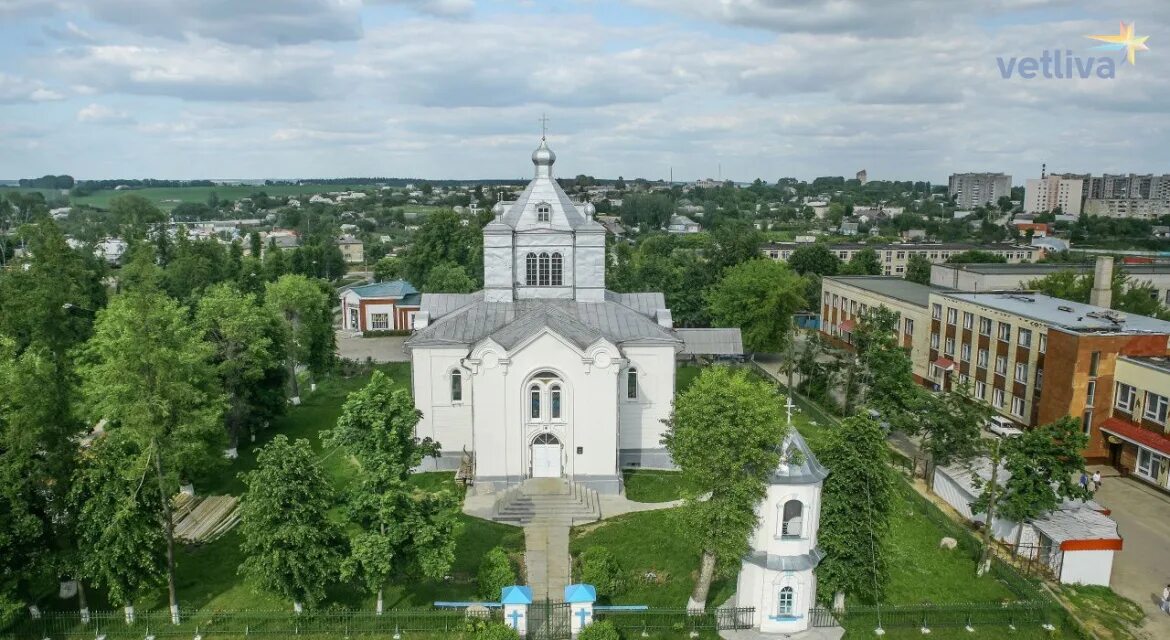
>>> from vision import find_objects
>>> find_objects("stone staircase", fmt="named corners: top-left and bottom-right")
top-left (493, 478), bottom-right (601, 525)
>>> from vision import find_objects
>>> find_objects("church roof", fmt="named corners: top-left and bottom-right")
top-left (744, 547), bottom-right (825, 571)
top-left (492, 139), bottom-right (603, 233)
top-left (771, 429), bottom-right (829, 485)
top-left (407, 293), bottom-right (681, 350)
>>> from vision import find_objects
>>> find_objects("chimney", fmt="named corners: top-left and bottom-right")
top-left (1089, 256), bottom-right (1113, 309)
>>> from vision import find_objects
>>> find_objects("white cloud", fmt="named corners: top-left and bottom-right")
top-left (76, 103), bottom-right (135, 124)
top-left (370, 0), bottom-right (475, 17)
top-left (0, 72), bottom-right (65, 103)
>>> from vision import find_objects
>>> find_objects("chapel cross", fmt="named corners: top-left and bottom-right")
top-left (539, 113), bottom-right (550, 140)
top-left (575, 607), bottom-right (590, 627)
top-left (508, 609), bottom-right (524, 629)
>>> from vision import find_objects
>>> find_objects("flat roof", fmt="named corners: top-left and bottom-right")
top-left (940, 291), bottom-right (1170, 334)
top-left (1120, 355), bottom-right (1170, 374)
top-left (935, 262), bottom-right (1170, 276)
top-left (826, 276), bottom-right (949, 308)
top-left (763, 242), bottom-right (1029, 251)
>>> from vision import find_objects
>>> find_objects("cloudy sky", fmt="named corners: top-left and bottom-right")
top-left (0, 0), bottom-right (1165, 182)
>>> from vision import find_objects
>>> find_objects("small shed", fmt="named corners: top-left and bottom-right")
top-left (1029, 508), bottom-right (1121, 586)
top-left (675, 328), bottom-right (744, 361)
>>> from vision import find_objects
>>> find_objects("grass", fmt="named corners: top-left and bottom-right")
top-left (622, 470), bottom-right (691, 503)
top-left (68, 184), bottom-right (372, 211)
top-left (1053, 584), bottom-right (1144, 640)
top-left (569, 509), bottom-right (735, 609)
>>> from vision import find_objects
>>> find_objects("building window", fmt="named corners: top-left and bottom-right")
top-left (975, 380), bottom-right (987, 399)
top-left (1015, 362), bottom-right (1028, 384)
top-left (1018, 328), bottom-right (1032, 348)
top-left (963, 312), bottom-right (974, 330)
top-left (1035, 369), bottom-right (1043, 390)
top-left (777, 586), bottom-right (795, 617)
top-left (627, 368), bottom-right (638, 399)
top-left (995, 355), bottom-right (1007, 376)
top-left (550, 253), bottom-right (563, 286)
top-left (1038, 334), bottom-right (1047, 353)
top-left (1115, 383), bottom-right (1135, 412)
top-left (977, 348), bottom-right (989, 368)
top-left (550, 384), bottom-right (562, 419)
top-left (904, 319), bottom-right (914, 336)
top-left (1137, 448), bottom-right (1165, 480)
top-left (961, 343), bottom-right (971, 361)
top-left (932, 303), bottom-right (942, 320)
top-left (451, 370), bottom-right (462, 403)
top-left (993, 388), bottom-right (1005, 408)
top-left (946, 308), bottom-right (958, 324)
top-left (1082, 410), bottom-right (1093, 435)
top-left (944, 337), bottom-right (955, 356)
top-left (1011, 396), bottom-right (1026, 417)
top-left (530, 384), bottom-right (541, 420)
top-left (930, 333), bottom-right (940, 349)
top-left (1145, 392), bottom-right (1169, 424)
top-left (370, 313), bottom-right (390, 330)
top-left (1085, 380), bottom-right (1096, 408)
top-left (997, 322), bottom-right (1011, 342)
top-left (526, 253), bottom-right (538, 286)
top-left (1089, 351), bottom-right (1101, 377)
top-left (979, 318), bottom-right (992, 336)
top-left (537, 203), bottom-right (551, 222)
top-left (780, 500), bottom-right (803, 538)
top-left (538, 252), bottom-right (551, 286)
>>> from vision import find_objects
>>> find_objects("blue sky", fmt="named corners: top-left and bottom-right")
top-left (0, 0), bottom-right (1166, 183)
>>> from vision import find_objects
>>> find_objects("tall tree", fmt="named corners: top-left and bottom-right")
top-left (904, 254), bottom-right (932, 285)
top-left (662, 367), bottom-right (788, 611)
top-left (706, 259), bottom-right (805, 353)
top-left (817, 413), bottom-right (894, 605)
top-left (238, 435), bottom-right (345, 612)
top-left (917, 383), bottom-right (990, 485)
top-left (840, 248), bottom-right (882, 275)
top-left (853, 307), bottom-right (920, 428)
top-left (786, 243), bottom-right (841, 277)
top-left (265, 274), bottom-right (332, 402)
top-left (321, 371), bottom-right (459, 613)
top-left (108, 194), bottom-right (166, 240)
top-left (196, 283), bottom-right (286, 452)
top-left (400, 210), bottom-right (479, 287)
top-left (77, 288), bottom-right (226, 623)
top-left (423, 261), bottom-right (477, 294)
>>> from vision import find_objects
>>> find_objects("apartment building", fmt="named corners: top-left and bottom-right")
top-left (930, 262), bottom-right (1170, 306)
top-left (1105, 355), bottom-right (1170, 490)
top-left (1024, 175), bottom-right (1084, 215)
top-left (762, 242), bottom-right (1038, 276)
top-left (948, 172), bottom-right (1012, 209)
top-left (1083, 198), bottom-right (1170, 220)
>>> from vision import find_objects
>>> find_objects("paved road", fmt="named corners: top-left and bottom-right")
top-left (335, 331), bottom-right (409, 363)
top-left (1090, 468), bottom-right (1170, 639)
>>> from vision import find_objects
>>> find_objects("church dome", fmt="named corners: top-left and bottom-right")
top-left (492, 201), bottom-right (505, 216)
top-left (532, 139), bottom-right (556, 168)
top-left (583, 202), bottom-right (596, 217)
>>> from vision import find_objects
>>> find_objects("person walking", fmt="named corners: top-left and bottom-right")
top-left (1091, 470), bottom-right (1102, 492)
top-left (1079, 471), bottom-right (1088, 490)
top-left (1161, 584), bottom-right (1170, 614)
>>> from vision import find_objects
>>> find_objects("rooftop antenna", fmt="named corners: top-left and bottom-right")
top-left (539, 113), bottom-right (549, 141)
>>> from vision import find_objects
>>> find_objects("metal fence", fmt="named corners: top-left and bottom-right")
top-left (594, 607), bottom-right (755, 633)
top-left (811, 601), bottom-right (1057, 631)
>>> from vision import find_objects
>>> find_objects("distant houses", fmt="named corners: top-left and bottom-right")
top-left (667, 214), bottom-right (701, 234)
top-left (339, 280), bottom-right (421, 334)
top-left (337, 234), bottom-right (365, 264)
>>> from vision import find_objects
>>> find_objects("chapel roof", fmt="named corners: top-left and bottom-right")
top-left (770, 429), bottom-right (829, 485)
top-left (492, 139), bottom-right (603, 233)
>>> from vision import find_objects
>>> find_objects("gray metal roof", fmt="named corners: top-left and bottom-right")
top-left (744, 547), bottom-right (825, 571)
top-left (1032, 507), bottom-right (1120, 544)
top-left (676, 328), bottom-right (744, 355)
top-left (827, 276), bottom-right (946, 308)
top-left (421, 292), bottom-right (482, 320)
top-left (941, 291), bottom-right (1170, 334)
top-left (771, 430), bottom-right (829, 485)
top-left (407, 293), bottom-right (682, 349)
top-left (605, 291), bottom-right (666, 316)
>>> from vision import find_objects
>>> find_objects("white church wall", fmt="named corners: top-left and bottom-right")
top-left (411, 347), bottom-right (474, 471)
top-left (513, 232), bottom-right (575, 300)
top-left (573, 230), bottom-right (606, 302)
top-left (618, 345), bottom-right (676, 469)
top-left (754, 483), bottom-right (822, 555)
top-left (483, 226), bottom-right (513, 302)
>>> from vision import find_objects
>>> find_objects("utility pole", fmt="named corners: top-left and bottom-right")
top-left (977, 437), bottom-right (1002, 577)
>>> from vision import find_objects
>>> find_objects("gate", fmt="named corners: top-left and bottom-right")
top-left (528, 599), bottom-right (572, 640)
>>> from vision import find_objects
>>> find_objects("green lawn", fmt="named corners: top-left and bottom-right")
top-left (1053, 584), bottom-right (1143, 640)
top-left (69, 184), bottom-right (371, 211)
top-left (569, 509), bottom-right (735, 609)
top-left (622, 469), bottom-right (690, 503)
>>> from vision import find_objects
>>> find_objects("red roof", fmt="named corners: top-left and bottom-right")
top-left (933, 358), bottom-right (955, 370)
top-left (1101, 417), bottom-right (1170, 457)
top-left (839, 319), bottom-right (856, 332)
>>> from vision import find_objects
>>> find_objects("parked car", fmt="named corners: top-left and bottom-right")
top-left (986, 415), bottom-right (1024, 438)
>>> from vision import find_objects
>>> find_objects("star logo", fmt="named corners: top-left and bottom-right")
top-left (1086, 21), bottom-right (1150, 65)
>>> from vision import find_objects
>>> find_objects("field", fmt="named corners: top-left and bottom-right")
top-left (71, 184), bottom-right (370, 211)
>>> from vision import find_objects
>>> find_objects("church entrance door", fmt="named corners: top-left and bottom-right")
top-left (531, 433), bottom-right (562, 478)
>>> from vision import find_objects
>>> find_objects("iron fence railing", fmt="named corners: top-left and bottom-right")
top-left (811, 601), bottom-right (1057, 630)
top-left (594, 607), bottom-right (755, 632)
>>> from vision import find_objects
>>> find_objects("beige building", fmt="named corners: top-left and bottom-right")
top-left (763, 242), bottom-right (1038, 277)
top-left (930, 262), bottom-right (1170, 306)
top-left (948, 172), bottom-right (1012, 209)
top-left (338, 234), bottom-right (365, 264)
top-left (1105, 356), bottom-right (1170, 490)
top-left (820, 277), bottom-right (938, 383)
top-left (1024, 175), bottom-right (1084, 215)
top-left (1083, 198), bottom-right (1170, 220)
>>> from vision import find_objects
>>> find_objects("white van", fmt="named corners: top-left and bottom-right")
top-left (987, 415), bottom-right (1024, 438)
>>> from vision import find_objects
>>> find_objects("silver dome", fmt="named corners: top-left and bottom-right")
top-left (583, 202), bottom-right (596, 217)
top-left (531, 139), bottom-right (556, 167)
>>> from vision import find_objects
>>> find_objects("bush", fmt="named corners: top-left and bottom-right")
top-left (478, 622), bottom-right (521, 640)
top-left (577, 546), bottom-right (624, 596)
top-left (478, 546), bottom-right (517, 600)
top-left (578, 620), bottom-right (620, 640)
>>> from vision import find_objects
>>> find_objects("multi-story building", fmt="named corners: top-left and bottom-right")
top-left (821, 260), bottom-right (1170, 461)
top-left (1104, 355), bottom-right (1170, 490)
top-left (762, 242), bottom-right (1038, 276)
top-left (1083, 198), bottom-right (1170, 220)
top-left (1024, 175), bottom-right (1084, 215)
top-left (948, 173), bottom-right (1012, 209)
top-left (930, 262), bottom-right (1170, 306)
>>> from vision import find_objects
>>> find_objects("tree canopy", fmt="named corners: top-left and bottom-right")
top-left (706, 259), bottom-right (805, 353)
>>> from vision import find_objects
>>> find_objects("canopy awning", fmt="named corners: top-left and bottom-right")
top-left (1101, 417), bottom-right (1170, 457)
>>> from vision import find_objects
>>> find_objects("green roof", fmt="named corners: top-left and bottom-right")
top-left (347, 280), bottom-right (418, 299)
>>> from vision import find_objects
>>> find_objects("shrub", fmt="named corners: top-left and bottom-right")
top-left (578, 620), bottom-right (620, 640)
top-left (577, 546), bottom-right (624, 596)
top-left (478, 622), bottom-right (521, 640)
top-left (478, 546), bottom-right (517, 600)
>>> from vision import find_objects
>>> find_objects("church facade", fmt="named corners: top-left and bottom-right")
top-left (405, 139), bottom-right (681, 494)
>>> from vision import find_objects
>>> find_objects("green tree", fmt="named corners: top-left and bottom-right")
top-left (853, 307), bottom-right (919, 428)
top-left (576, 547), bottom-right (623, 597)
top-left (840, 248), bottom-right (882, 275)
top-left (196, 283), bottom-right (287, 450)
top-left (108, 194), bottom-right (165, 239)
top-left (947, 250), bottom-right (1006, 264)
top-left (238, 435), bottom-right (344, 611)
top-left (786, 243), bottom-right (841, 277)
top-left (904, 254), bottom-right (932, 285)
top-left (478, 547), bottom-right (517, 600)
top-left (577, 620), bottom-right (620, 640)
top-left (265, 274), bottom-right (332, 402)
top-left (706, 259), bottom-right (805, 353)
top-left (917, 383), bottom-right (990, 485)
top-left (662, 367), bottom-right (788, 610)
top-left (77, 288), bottom-right (226, 623)
top-left (423, 261), bottom-right (477, 293)
top-left (374, 256), bottom-right (403, 282)
top-left (816, 413), bottom-right (894, 605)
top-left (400, 210), bottom-right (480, 287)
top-left (1028, 269), bottom-right (1170, 319)
top-left (321, 371), bottom-right (459, 612)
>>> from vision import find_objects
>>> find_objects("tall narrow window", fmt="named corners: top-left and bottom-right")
top-left (526, 253), bottom-right (538, 286)
top-left (451, 370), bottom-right (462, 403)
top-left (550, 253), bottom-right (563, 286)
top-left (550, 384), bottom-right (562, 419)
top-left (626, 368), bottom-right (638, 399)
top-left (530, 384), bottom-right (541, 420)
top-left (538, 252), bottom-right (551, 286)
top-left (777, 587), bottom-right (794, 617)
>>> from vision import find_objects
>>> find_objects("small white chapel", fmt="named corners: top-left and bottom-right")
top-left (406, 137), bottom-right (734, 494)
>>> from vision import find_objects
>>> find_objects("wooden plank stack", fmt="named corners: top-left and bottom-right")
top-left (171, 495), bottom-right (240, 543)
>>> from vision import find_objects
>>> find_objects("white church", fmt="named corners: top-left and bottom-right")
top-left (405, 138), bottom-right (735, 495)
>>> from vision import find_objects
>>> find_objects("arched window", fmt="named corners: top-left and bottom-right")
top-left (530, 384), bottom-right (541, 420)
top-left (450, 370), bottom-right (462, 403)
top-left (777, 586), bottom-right (794, 617)
top-left (626, 368), bottom-right (638, 399)
top-left (550, 253), bottom-right (563, 286)
top-left (537, 203), bottom-right (551, 222)
top-left (538, 252), bottom-right (551, 286)
top-left (781, 500), bottom-right (803, 538)
top-left (550, 384), bottom-right (562, 419)
top-left (526, 253), bottom-right (538, 286)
